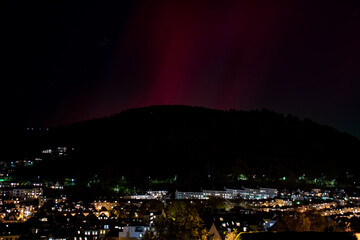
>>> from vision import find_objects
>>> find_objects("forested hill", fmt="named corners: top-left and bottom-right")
top-left (6, 105), bottom-right (360, 189)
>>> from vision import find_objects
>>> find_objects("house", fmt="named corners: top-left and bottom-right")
top-left (263, 217), bottom-right (278, 231)
top-left (143, 210), bottom-right (163, 226)
top-left (3, 213), bottom-right (19, 223)
top-left (118, 225), bottom-right (150, 240)
top-left (75, 228), bottom-right (109, 239)
top-left (0, 234), bottom-right (20, 240)
top-left (203, 212), bottom-right (268, 239)
top-left (99, 206), bottom-right (110, 218)
top-left (47, 228), bottom-right (75, 240)
top-left (208, 223), bottom-right (222, 240)
top-left (51, 182), bottom-right (63, 190)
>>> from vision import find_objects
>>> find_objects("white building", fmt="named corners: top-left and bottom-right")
top-left (118, 226), bottom-right (150, 239)
top-left (11, 188), bottom-right (43, 199)
top-left (175, 188), bottom-right (277, 200)
top-left (226, 189), bottom-right (246, 198)
top-left (147, 190), bottom-right (168, 199)
top-left (128, 190), bottom-right (168, 200)
top-left (175, 191), bottom-right (207, 199)
top-left (203, 190), bottom-right (232, 199)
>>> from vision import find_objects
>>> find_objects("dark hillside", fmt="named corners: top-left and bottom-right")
top-left (5, 105), bottom-right (360, 190)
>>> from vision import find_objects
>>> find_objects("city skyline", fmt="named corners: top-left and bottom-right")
top-left (2, 2), bottom-right (360, 238)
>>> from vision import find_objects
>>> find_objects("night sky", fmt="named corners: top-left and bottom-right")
top-left (2, 1), bottom-right (360, 138)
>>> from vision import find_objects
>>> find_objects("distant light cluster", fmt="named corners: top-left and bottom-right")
top-left (175, 188), bottom-right (278, 200)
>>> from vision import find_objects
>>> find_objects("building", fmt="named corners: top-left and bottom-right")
top-left (11, 188), bottom-right (43, 199)
top-left (0, 187), bottom-right (43, 200)
top-left (175, 188), bottom-right (277, 200)
top-left (203, 190), bottom-right (232, 199)
top-left (118, 225), bottom-right (150, 240)
top-left (175, 191), bottom-right (206, 199)
top-left (127, 190), bottom-right (168, 200)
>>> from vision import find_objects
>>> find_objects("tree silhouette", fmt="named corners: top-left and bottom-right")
top-left (144, 201), bottom-right (208, 240)
top-left (271, 211), bottom-right (343, 232)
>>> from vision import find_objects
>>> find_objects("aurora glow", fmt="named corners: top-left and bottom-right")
top-left (2, 1), bottom-right (360, 137)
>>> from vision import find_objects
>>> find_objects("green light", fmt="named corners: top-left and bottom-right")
top-left (238, 174), bottom-right (248, 181)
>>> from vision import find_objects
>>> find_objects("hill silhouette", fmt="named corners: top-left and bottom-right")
top-left (6, 105), bottom-right (360, 190)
